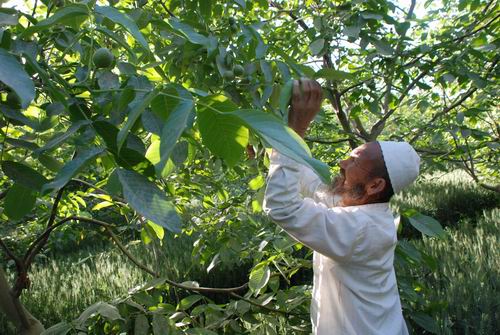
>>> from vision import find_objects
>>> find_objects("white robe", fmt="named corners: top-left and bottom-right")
top-left (263, 151), bottom-right (409, 335)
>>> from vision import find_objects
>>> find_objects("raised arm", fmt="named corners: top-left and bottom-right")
top-left (263, 151), bottom-right (365, 262)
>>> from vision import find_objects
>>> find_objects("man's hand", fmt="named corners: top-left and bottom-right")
top-left (288, 79), bottom-right (323, 138)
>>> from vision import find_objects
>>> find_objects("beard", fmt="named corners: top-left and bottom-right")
top-left (330, 172), bottom-right (366, 206)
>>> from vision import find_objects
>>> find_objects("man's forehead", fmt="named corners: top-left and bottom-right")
top-left (351, 144), bottom-right (368, 157)
top-left (351, 143), bottom-right (380, 160)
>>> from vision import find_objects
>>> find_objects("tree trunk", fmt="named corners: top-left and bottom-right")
top-left (0, 268), bottom-right (44, 335)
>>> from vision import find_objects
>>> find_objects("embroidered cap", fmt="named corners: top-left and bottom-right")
top-left (378, 141), bottom-right (420, 194)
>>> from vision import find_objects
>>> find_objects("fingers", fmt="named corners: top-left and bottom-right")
top-left (293, 79), bottom-right (320, 97)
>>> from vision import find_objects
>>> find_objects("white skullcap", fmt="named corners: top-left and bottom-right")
top-left (378, 141), bottom-right (420, 194)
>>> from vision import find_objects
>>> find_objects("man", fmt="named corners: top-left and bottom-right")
top-left (263, 79), bottom-right (420, 334)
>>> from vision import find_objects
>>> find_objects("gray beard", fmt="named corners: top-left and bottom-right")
top-left (330, 175), bottom-right (366, 206)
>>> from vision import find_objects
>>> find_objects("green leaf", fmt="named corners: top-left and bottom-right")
top-left (4, 184), bottom-right (37, 220)
top-left (249, 175), bottom-right (265, 190)
top-left (197, 95), bottom-right (249, 167)
top-left (37, 120), bottom-right (90, 153)
top-left (117, 169), bottom-right (181, 233)
top-left (0, 49), bottom-right (35, 109)
top-left (411, 312), bottom-right (439, 334)
top-left (249, 262), bottom-right (270, 293)
top-left (95, 6), bottom-right (149, 51)
top-left (134, 314), bottom-right (150, 335)
top-left (152, 314), bottom-right (169, 335)
top-left (279, 79), bottom-right (293, 120)
top-left (314, 68), bottom-right (354, 81)
top-left (1, 161), bottom-right (48, 192)
top-left (23, 4), bottom-right (89, 36)
top-left (309, 38), bottom-right (325, 55)
top-left (198, 0), bottom-right (212, 21)
top-left (38, 154), bottom-right (63, 172)
top-left (145, 139), bottom-right (176, 177)
top-left (42, 147), bottom-right (104, 193)
top-left (147, 221), bottom-right (164, 240)
top-left (169, 19), bottom-right (209, 46)
top-left (343, 25), bottom-right (360, 38)
top-left (178, 295), bottom-right (203, 310)
top-left (232, 109), bottom-right (331, 183)
top-left (372, 39), bottom-right (394, 56)
top-left (361, 12), bottom-right (383, 20)
top-left (157, 86), bottom-right (194, 176)
top-left (117, 88), bottom-right (159, 152)
top-left (405, 211), bottom-right (445, 238)
top-left (0, 106), bottom-right (39, 129)
top-left (0, 12), bottom-right (18, 26)
top-left (40, 322), bottom-right (72, 335)
top-left (76, 302), bottom-right (123, 325)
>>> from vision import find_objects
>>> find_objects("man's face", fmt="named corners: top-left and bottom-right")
top-left (331, 144), bottom-right (376, 206)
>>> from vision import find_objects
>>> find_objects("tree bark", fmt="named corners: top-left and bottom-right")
top-left (0, 268), bottom-right (44, 335)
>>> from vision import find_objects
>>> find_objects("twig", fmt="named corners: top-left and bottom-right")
top-left (338, 77), bottom-right (373, 96)
top-left (0, 239), bottom-right (23, 272)
top-left (159, 0), bottom-right (177, 18)
top-left (304, 137), bottom-right (351, 144)
top-left (71, 178), bottom-right (126, 203)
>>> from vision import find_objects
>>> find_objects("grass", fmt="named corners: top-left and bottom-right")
top-left (392, 170), bottom-right (499, 228)
top-left (396, 207), bottom-right (499, 334)
top-left (1, 170), bottom-right (498, 334)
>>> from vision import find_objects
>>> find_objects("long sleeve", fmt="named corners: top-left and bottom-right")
top-left (263, 150), bottom-right (366, 262)
top-left (297, 163), bottom-right (335, 207)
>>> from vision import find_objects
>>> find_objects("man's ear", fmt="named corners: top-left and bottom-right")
top-left (366, 177), bottom-right (386, 196)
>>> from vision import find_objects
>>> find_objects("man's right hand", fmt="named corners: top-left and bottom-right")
top-left (288, 79), bottom-right (323, 138)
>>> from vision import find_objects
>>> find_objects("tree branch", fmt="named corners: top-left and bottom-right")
top-left (304, 137), bottom-right (351, 144)
top-left (369, 70), bottom-right (429, 139)
top-left (159, 0), bottom-right (177, 18)
top-left (271, 1), bottom-right (357, 148)
top-left (409, 56), bottom-right (498, 144)
top-left (27, 216), bottom-right (250, 295)
top-left (0, 239), bottom-right (22, 273)
top-left (338, 77), bottom-right (373, 96)
top-left (23, 187), bottom-right (65, 269)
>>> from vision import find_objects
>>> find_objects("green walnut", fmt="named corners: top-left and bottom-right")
top-left (233, 65), bottom-right (245, 76)
top-left (223, 70), bottom-right (235, 80)
top-left (93, 48), bottom-right (114, 69)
